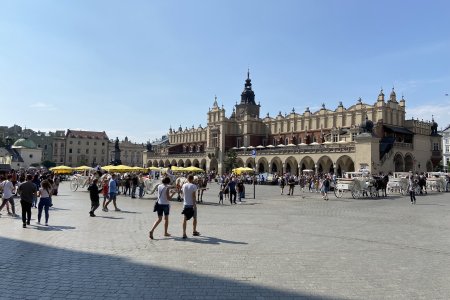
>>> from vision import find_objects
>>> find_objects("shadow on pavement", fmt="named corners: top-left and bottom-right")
top-left (0, 236), bottom-right (337, 299)
top-left (175, 235), bottom-right (248, 245)
top-left (97, 216), bottom-right (125, 220)
top-left (35, 225), bottom-right (76, 231)
top-left (50, 207), bottom-right (71, 211)
top-left (117, 210), bottom-right (141, 214)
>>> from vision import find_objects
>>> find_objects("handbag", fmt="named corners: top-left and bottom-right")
top-left (153, 187), bottom-right (164, 212)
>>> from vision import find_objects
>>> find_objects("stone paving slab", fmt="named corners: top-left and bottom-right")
top-left (1, 182), bottom-right (450, 299)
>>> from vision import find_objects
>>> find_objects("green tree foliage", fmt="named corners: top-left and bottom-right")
top-left (41, 160), bottom-right (56, 169)
top-left (223, 150), bottom-right (238, 173)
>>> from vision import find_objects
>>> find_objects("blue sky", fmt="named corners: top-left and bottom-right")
top-left (1, 0), bottom-right (449, 143)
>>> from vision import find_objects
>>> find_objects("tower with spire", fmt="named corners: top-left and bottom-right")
top-left (235, 70), bottom-right (260, 120)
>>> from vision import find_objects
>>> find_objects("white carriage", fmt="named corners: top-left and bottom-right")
top-left (334, 171), bottom-right (377, 199)
top-left (387, 172), bottom-right (411, 195)
top-left (426, 172), bottom-right (448, 192)
top-left (70, 174), bottom-right (92, 191)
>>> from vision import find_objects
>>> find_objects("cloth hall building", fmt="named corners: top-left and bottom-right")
top-left (144, 73), bottom-right (442, 176)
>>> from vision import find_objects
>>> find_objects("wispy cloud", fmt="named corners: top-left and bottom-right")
top-left (29, 102), bottom-right (57, 111)
top-left (407, 99), bottom-right (450, 129)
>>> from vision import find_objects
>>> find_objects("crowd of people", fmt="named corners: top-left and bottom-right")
top-left (2, 166), bottom-right (448, 232)
top-left (0, 169), bottom-right (61, 227)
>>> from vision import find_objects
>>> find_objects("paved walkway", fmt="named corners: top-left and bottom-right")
top-left (1, 182), bottom-right (450, 299)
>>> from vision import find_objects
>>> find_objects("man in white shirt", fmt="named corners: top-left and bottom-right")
top-left (0, 175), bottom-right (17, 217)
top-left (181, 174), bottom-right (200, 239)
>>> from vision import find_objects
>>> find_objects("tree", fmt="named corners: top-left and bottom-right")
top-left (223, 150), bottom-right (238, 173)
top-left (41, 160), bottom-right (56, 169)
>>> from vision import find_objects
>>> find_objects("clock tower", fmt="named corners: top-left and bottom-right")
top-left (235, 70), bottom-right (260, 120)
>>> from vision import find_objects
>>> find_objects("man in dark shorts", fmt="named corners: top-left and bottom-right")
top-left (18, 174), bottom-right (37, 228)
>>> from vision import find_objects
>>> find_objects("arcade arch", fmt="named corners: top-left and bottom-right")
top-left (299, 156), bottom-right (315, 172)
top-left (270, 157), bottom-right (283, 174)
top-left (257, 157), bottom-right (269, 173)
top-left (404, 153), bottom-right (414, 172)
top-left (285, 156), bottom-right (298, 175)
top-left (209, 158), bottom-right (218, 172)
top-left (192, 159), bottom-right (200, 168)
top-left (178, 159), bottom-right (185, 167)
top-left (185, 159), bottom-right (192, 167)
top-left (393, 153), bottom-right (404, 172)
top-left (200, 159), bottom-right (207, 171)
top-left (245, 157), bottom-right (255, 169)
top-left (335, 155), bottom-right (355, 177)
top-left (317, 155), bottom-right (334, 174)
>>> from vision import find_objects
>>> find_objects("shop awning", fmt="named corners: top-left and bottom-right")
top-left (383, 125), bottom-right (414, 135)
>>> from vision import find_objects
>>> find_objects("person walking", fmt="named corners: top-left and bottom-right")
top-left (17, 174), bottom-right (37, 228)
top-left (149, 177), bottom-right (176, 239)
top-left (138, 174), bottom-right (145, 198)
top-left (0, 175), bottom-right (17, 217)
top-left (287, 176), bottom-right (295, 196)
top-left (104, 174), bottom-right (121, 211)
top-left (227, 177), bottom-right (237, 204)
top-left (280, 176), bottom-right (286, 195)
top-left (408, 175), bottom-right (417, 204)
top-left (322, 176), bottom-right (330, 201)
top-left (131, 174), bottom-right (138, 198)
top-left (101, 177), bottom-right (109, 211)
top-left (88, 178), bottom-right (103, 217)
top-left (181, 174), bottom-right (200, 239)
top-left (37, 179), bottom-right (52, 225)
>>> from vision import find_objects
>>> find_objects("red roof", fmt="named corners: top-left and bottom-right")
top-left (66, 130), bottom-right (109, 140)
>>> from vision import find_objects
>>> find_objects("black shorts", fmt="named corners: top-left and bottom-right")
top-left (181, 206), bottom-right (196, 221)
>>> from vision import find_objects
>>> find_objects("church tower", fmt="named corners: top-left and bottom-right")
top-left (235, 70), bottom-right (260, 120)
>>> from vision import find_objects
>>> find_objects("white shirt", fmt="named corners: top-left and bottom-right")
top-left (182, 182), bottom-right (198, 206)
top-left (157, 184), bottom-right (170, 205)
top-left (39, 187), bottom-right (51, 198)
top-left (1, 180), bottom-right (14, 199)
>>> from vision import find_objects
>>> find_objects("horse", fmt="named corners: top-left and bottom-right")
top-left (373, 174), bottom-right (389, 197)
top-left (418, 175), bottom-right (427, 195)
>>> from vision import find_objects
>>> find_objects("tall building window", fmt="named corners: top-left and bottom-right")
top-left (332, 134), bottom-right (339, 143)
top-left (212, 133), bottom-right (218, 148)
top-left (433, 143), bottom-right (439, 151)
top-left (236, 138), bottom-right (241, 148)
top-left (69, 148), bottom-right (72, 154)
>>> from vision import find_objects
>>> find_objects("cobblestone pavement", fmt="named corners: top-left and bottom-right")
top-left (1, 182), bottom-right (450, 299)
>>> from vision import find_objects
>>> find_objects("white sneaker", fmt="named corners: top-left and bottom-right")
top-left (37, 221), bottom-right (41, 225)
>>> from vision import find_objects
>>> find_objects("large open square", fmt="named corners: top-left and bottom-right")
top-left (1, 182), bottom-right (449, 299)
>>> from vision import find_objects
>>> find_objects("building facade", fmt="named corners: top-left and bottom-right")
top-left (108, 137), bottom-right (145, 167)
top-left (440, 125), bottom-right (450, 170)
top-left (11, 138), bottom-right (43, 169)
top-left (65, 130), bottom-right (109, 167)
top-left (144, 73), bottom-right (442, 176)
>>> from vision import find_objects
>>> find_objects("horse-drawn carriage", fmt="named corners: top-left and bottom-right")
top-left (334, 171), bottom-right (377, 199)
top-left (70, 174), bottom-right (92, 191)
top-left (426, 172), bottom-right (448, 192)
top-left (386, 172), bottom-right (411, 195)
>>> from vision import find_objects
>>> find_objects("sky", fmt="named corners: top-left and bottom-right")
top-left (1, 0), bottom-right (450, 143)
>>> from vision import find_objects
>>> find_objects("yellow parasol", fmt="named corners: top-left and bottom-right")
top-left (49, 165), bottom-right (73, 174)
top-left (73, 165), bottom-right (92, 171)
top-left (183, 166), bottom-right (205, 173)
top-left (232, 167), bottom-right (254, 175)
